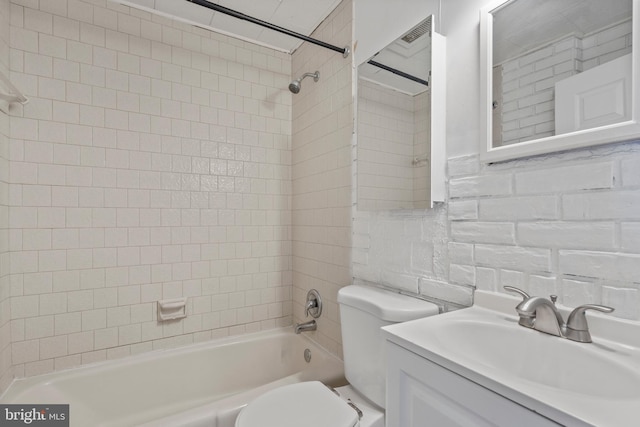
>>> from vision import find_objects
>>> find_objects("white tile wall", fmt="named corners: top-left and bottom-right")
top-left (291, 0), bottom-right (352, 356)
top-left (356, 80), bottom-right (431, 211)
top-left (0, 0), bottom-right (12, 395)
top-left (5, 0), bottom-right (293, 383)
top-left (357, 79), bottom-right (415, 210)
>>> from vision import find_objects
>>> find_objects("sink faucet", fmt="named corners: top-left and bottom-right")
top-left (503, 286), bottom-right (614, 343)
top-left (516, 295), bottom-right (565, 336)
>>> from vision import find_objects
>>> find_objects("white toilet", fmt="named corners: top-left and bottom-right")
top-left (235, 284), bottom-right (439, 427)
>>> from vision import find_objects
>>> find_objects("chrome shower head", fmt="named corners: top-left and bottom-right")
top-left (288, 80), bottom-right (301, 94)
top-left (289, 71), bottom-right (319, 94)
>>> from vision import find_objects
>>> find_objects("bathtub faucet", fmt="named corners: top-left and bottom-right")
top-left (294, 320), bottom-right (317, 334)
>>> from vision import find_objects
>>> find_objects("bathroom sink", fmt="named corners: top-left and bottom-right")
top-left (382, 291), bottom-right (640, 427)
top-left (433, 318), bottom-right (640, 399)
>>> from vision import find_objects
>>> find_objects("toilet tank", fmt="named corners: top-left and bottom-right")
top-left (337, 285), bottom-right (439, 409)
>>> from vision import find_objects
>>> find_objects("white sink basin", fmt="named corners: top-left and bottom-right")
top-left (383, 291), bottom-right (640, 427)
top-left (434, 318), bottom-right (640, 399)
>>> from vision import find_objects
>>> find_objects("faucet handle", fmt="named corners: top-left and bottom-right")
top-left (305, 289), bottom-right (322, 318)
top-left (503, 286), bottom-right (530, 301)
top-left (567, 304), bottom-right (614, 330)
top-left (565, 304), bottom-right (615, 343)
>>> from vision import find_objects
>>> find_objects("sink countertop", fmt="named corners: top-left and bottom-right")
top-left (382, 290), bottom-right (640, 427)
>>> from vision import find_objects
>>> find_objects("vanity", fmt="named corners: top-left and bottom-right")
top-left (383, 291), bottom-right (640, 427)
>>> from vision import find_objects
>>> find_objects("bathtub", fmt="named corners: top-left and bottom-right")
top-left (0, 328), bottom-right (345, 427)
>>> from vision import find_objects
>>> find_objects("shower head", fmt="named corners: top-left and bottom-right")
top-left (289, 71), bottom-right (320, 94)
top-left (288, 80), bottom-right (302, 94)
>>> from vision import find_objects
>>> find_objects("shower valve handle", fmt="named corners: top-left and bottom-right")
top-left (305, 289), bottom-right (322, 318)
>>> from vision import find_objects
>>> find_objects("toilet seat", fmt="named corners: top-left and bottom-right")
top-left (235, 381), bottom-right (360, 427)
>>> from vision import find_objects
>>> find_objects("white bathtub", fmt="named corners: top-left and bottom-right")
top-left (0, 328), bottom-right (345, 427)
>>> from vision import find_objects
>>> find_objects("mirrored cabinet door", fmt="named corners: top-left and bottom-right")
top-left (356, 15), bottom-right (445, 211)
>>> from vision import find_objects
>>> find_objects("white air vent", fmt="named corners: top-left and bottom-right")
top-left (401, 20), bottom-right (431, 43)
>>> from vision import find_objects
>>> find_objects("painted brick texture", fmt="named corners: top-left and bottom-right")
top-left (450, 142), bottom-right (640, 321)
top-left (354, 141), bottom-right (640, 321)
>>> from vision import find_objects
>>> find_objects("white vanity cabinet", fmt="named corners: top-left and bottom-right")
top-left (386, 341), bottom-right (561, 427)
top-left (382, 291), bottom-right (640, 427)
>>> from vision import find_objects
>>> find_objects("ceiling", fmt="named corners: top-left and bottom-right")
top-left (112, 0), bottom-right (343, 53)
top-left (493, 0), bottom-right (633, 64)
top-left (114, 0), bottom-right (431, 94)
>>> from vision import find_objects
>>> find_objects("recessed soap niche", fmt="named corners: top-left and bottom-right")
top-left (158, 297), bottom-right (187, 321)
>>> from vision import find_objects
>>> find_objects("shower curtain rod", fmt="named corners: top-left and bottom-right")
top-left (185, 0), bottom-right (350, 57)
top-left (367, 60), bottom-right (429, 87)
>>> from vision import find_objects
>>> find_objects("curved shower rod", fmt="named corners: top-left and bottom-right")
top-left (185, 0), bottom-right (350, 58)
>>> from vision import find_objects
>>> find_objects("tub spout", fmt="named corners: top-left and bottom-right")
top-left (294, 320), bottom-right (316, 334)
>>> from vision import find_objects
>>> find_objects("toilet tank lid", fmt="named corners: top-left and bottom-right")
top-left (338, 285), bottom-right (439, 322)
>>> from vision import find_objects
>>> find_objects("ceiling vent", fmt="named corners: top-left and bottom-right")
top-left (401, 19), bottom-right (431, 43)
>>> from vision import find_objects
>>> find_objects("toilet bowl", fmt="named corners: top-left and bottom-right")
top-left (235, 284), bottom-right (439, 427)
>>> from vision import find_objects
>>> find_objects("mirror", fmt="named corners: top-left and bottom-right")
top-left (356, 15), bottom-right (445, 210)
top-left (481, 0), bottom-right (640, 162)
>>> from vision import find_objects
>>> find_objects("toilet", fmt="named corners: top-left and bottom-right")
top-left (235, 284), bottom-right (439, 427)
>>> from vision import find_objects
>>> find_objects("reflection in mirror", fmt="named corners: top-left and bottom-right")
top-left (492, 0), bottom-right (633, 147)
top-left (357, 17), bottom-right (432, 210)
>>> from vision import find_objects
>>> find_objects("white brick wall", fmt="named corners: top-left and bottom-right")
top-left (450, 141), bottom-right (640, 320)
top-left (352, 206), bottom-right (463, 306)
top-left (355, 137), bottom-right (640, 321)
top-left (582, 19), bottom-right (633, 71)
top-left (5, 0), bottom-right (293, 382)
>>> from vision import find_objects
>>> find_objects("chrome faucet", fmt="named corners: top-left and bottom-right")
top-left (295, 289), bottom-right (322, 334)
top-left (514, 294), bottom-right (565, 336)
top-left (294, 320), bottom-right (317, 334)
top-left (503, 286), bottom-right (614, 343)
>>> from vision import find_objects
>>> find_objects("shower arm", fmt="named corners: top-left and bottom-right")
top-left (186, 0), bottom-right (350, 58)
top-left (298, 72), bottom-right (319, 82)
